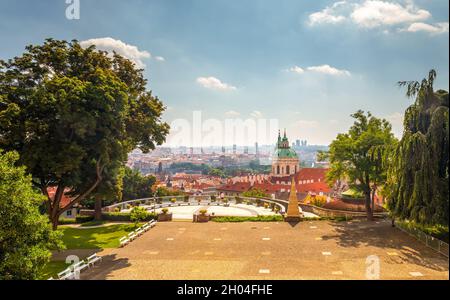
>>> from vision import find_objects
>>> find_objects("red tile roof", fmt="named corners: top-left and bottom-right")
top-left (47, 187), bottom-right (73, 209)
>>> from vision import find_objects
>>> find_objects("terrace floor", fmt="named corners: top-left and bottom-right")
top-left (81, 219), bottom-right (449, 280)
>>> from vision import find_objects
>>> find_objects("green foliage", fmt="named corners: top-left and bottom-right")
top-left (122, 167), bottom-right (156, 201)
top-left (0, 39), bottom-right (169, 228)
top-left (304, 194), bottom-right (327, 207)
top-left (242, 188), bottom-right (270, 199)
top-left (386, 70), bottom-right (449, 226)
top-left (208, 168), bottom-right (226, 178)
top-left (211, 215), bottom-right (284, 222)
top-left (75, 215), bottom-right (95, 224)
top-left (0, 150), bottom-right (63, 280)
top-left (130, 206), bottom-right (149, 225)
top-left (101, 212), bottom-right (156, 222)
top-left (155, 186), bottom-right (184, 197)
top-left (325, 110), bottom-right (397, 219)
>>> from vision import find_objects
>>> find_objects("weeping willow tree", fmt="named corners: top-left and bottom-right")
top-left (385, 70), bottom-right (449, 226)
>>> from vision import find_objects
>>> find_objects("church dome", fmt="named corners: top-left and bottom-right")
top-left (273, 147), bottom-right (298, 160)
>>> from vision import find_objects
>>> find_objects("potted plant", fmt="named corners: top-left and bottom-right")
top-left (264, 203), bottom-right (270, 209)
top-left (158, 208), bottom-right (173, 222)
top-left (196, 209), bottom-right (210, 223)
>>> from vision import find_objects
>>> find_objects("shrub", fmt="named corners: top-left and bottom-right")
top-left (199, 209), bottom-right (208, 215)
top-left (102, 212), bottom-right (156, 222)
top-left (58, 218), bottom-right (77, 225)
top-left (210, 196), bottom-right (216, 202)
top-left (235, 197), bottom-right (242, 204)
top-left (161, 208), bottom-right (169, 214)
top-left (184, 195), bottom-right (190, 202)
top-left (114, 207), bottom-right (121, 212)
top-left (75, 215), bottom-right (94, 224)
top-left (170, 198), bottom-right (177, 203)
top-left (264, 203), bottom-right (270, 209)
top-left (304, 194), bottom-right (327, 207)
top-left (130, 207), bottom-right (149, 225)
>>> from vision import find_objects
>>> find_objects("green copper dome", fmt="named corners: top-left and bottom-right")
top-left (272, 129), bottom-right (298, 159)
top-left (273, 147), bottom-right (298, 159)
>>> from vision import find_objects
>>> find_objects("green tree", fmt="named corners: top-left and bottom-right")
top-left (155, 186), bottom-right (184, 197)
top-left (242, 188), bottom-right (269, 199)
top-left (122, 167), bottom-right (156, 201)
top-left (130, 206), bottom-right (149, 228)
top-left (0, 39), bottom-right (169, 229)
top-left (90, 163), bottom-right (124, 221)
top-left (385, 70), bottom-right (449, 225)
top-left (208, 168), bottom-right (226, 178)
top-left (0, 150), bottom-right (63, 280)
top-left (325, 111), bottom-right (397, 221)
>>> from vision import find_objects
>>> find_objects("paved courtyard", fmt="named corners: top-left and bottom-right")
top-left (82, 219), bottom-right (449, 280)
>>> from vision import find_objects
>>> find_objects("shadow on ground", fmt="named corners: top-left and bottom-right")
top-left (81, 254), bottom-right (131, 280)
top-left (321, 220), bottom-right (447, 272)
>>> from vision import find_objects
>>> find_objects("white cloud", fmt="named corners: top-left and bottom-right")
top-left (403, 22), bottom-right (449, 34)
top-left (307, 64), bottom-right (351, 76)
top-left (154, 56), bottom-right (166, 61)
top-left (308, 1), bottom-right (445, 36)
top-left (286, 66), bottom-right (305, 74)
top-left (350, 0), bottom-right (431, 28)
top-left (225, 110), bottom-right (241, 117)
top-left (196, 76), bottom-right (237, 91)
top-left (80, 37), bottom-right (151, 68)
top-left (286, 64), bottom-right (350, 76)
top-left (308, 1), bottom-right (348, 26)
top-left (250, 111), bottom-right (264, 119)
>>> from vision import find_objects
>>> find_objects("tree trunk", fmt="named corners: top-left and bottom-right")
top-left (365, 191), bottom-right (373, 221)
top-left (94, 195), bottom-right (103, 221)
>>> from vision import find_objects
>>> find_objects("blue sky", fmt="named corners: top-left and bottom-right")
top-left (0, 0), bottom-right (448, 146)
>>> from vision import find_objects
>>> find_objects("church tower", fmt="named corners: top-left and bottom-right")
top-left (271, 130), bottom-right (300, 177)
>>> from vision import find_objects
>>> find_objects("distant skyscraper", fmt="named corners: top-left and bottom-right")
top-left (190, 147), bottom-right (194, 155)
top-left (255, 142), bottom-right (259, 157)
top-left (233, 144), bottom-right (237, 155)
top-left (222, 146), bottom-right (226, 154)
top-left (295, 139), bottom-right (301, 147)
top-left (244, 146), bottom-right (249, 154)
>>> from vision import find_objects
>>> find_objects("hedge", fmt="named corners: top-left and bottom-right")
top-left (102, 212), bottom-right (157, 222)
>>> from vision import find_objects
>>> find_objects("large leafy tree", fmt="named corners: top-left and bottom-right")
top-left (0, 39), bottom-right (169, 229)
top-left (325, 111), bottom-right (397, 221)
top-left (0, 150), bottom-right (63, 279)
top-left (122, 167), bottom-right (156, 201)
top-left (385, 70), bottom-right (449, 225)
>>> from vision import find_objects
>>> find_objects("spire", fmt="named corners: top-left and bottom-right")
top-left (284, 128), bottom-right (287, 139)
top-left (285, 177), bottom-right (303, 222)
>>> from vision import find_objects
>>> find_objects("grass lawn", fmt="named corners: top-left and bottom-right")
top-left (39, 261), bottom-right (71, 280)
top-left (59, 223), bottom-right (142, 249)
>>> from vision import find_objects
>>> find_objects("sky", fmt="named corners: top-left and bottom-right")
top-left (0, 0), bottom-right (448, 146)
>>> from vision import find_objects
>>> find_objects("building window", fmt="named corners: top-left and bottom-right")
top-left (66, 210), bottom-right (72, 216)
top-left (286, 165), bottom-right (290, 174)
top-left (277, 165), bottom-right (280, 174)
